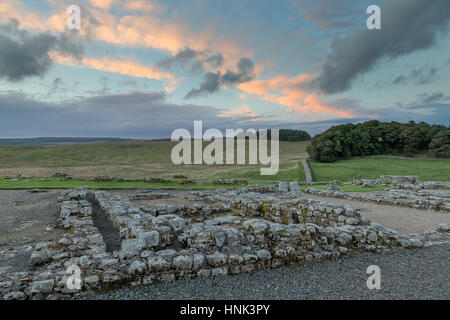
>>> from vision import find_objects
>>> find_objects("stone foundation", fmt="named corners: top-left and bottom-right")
top-left (1, 185), bottom-right (449, 300)
top-left (304, 187), bottom-right (450, 212)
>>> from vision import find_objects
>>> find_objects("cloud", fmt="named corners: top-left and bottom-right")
top-left (156, 47), bottom-right (224, 74)
top-left (0, 91), bottom-right (271, 139)
top-left (76, 6), bottom-right (245, 59)
top-left (420, 92), bottom-right (450, 104)
top-left (289, 0), bottom-right (364, 31)
top-left (0, 18), bottom-right (84, 81)
top-left (89, 0), bottom-right (115, 10)
top-left (1, 89), bottom-right (449, 138)
top-left (238, 73), bottom-right (370, 118)
top-left (50, 53), bottom-right (172, 80)
top-left (185, 58), bottom-right (255, 99)
top-left (184, 72), bottom-right (221, 99)
top-left (406, 91), bottom-right (450, 106)
top-left (0, 0), bottom-right (247, 61)
top-left (205, 53), bottom-right (224, 68)
top-left (221, 58), bottom-right (254, 84)
top-left (392, 65), bottom-right (439, 86)
top-left (218, 105), bottom-right (262, 122)
top-left (46, 77), bottom-right (64, 98)
top-left (315, 0), bottom-right (450, 94)
top-left (123, 0), bottom-right (164, 13)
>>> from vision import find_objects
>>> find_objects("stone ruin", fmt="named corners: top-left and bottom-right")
top-left (306, 176), bottom-right (450, 212)
top-left (1, 183), bottom-right (449, 300)
top-left (352, 175), bottom-right (449, 190)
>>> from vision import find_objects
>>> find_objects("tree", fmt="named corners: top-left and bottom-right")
top-left (428, 130), bottom-right (450, 158)
top-left (308, 121), bottom-right (449, 162)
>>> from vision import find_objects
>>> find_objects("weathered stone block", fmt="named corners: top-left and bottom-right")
top-left (206, 252), bottom-right (227, 267)
top-left (31, 279), bottom-right (54, 294)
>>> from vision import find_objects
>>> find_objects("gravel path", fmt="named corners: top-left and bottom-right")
top-left (78, 244), bottom-right (450, 300)
top-left (301, 159), bottom-right (312, 183)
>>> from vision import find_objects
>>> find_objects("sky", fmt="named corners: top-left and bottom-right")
top-left (0, 0), bottom-right (449, 139)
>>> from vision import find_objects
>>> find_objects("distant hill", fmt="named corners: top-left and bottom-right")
top-left (0, 137), bottom-right (131, 146)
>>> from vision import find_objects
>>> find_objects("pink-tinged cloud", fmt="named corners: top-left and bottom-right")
top-left (90, 0), bottom-right (163, 12)
top-left (50, 53), bottom-right (173, 81)
top-left (1, 1), bottom-right (249, 65)
top-left (0, 0), bottom-right (48, 30)
top-left (123, 0), bottom-right (163, 13)
top-left (238, 74), bottom-right (362, 118)
top-left (1, 0), bottom-right (252, 83)
top-left (89, 0), bottom-right (115, 10)
top-left (218, 104), bottom-right (263, 122)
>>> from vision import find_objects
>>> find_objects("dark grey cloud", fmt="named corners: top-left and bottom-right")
top-left (222, 58), bottom-right (254, 84)
top-left (157, 47), bottom-right (201, 71)
top-left (0, 91), bottom-right (264, 139)
top-left (0, 18), bottom-right (84, 82)
top-left (185, 58), bottom-right (255, 99)
top-left (315, 0), bottom-right (450, 94)
top-left (184, 72), bottom-right (221, 99)
top-left (156, 47), bottom-right (224, 73)
top-left (402, 91), bottom-right (450, 107)
top-left (205, 53), bottom-right (224, 68)
top-left (392, 65), bottom-right (438, 86)
top-left (416, 91), bottom-right (450, 105)
top-left (1, 90), bottom-right (448, 139)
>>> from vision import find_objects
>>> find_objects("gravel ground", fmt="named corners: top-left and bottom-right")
top-left (78, 244), bottom-right (450, 300)
top-left (0, 190), bottom-right (63, 272)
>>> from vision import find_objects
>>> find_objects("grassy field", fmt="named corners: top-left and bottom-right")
top-left (2, 140), bottom-right (449, 185)
top-left (308, 157), bottom-right (450, 182)
top-left (0, 140), bottom-right (309, 181)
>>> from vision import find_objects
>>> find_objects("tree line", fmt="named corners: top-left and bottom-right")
top-left (307, 120), bottom-right (450, 162)
top-left (258, 129), bottom-right (311, 141)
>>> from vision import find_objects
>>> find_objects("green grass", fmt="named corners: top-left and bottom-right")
top-left (0, 140), bottom-right (310, 182)
top-left (2, 140), bottom-right (449, 186)
top-left (213, 160), bottom-right (306, 182)
top-left (0, 177), bottom-right (253, 190)
top-left (308, 157), bottom-right (450, 182)
top-left (0, 141), bottom-right (176, 167)
top-left (0, 140), bottom-right (309, 167)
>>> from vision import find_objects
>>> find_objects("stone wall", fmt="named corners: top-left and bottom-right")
top-left (303, 187), bottom-right (450, 212)
top-left (1, 185), bottom-right (449, 300)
